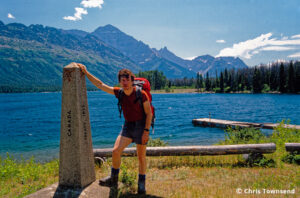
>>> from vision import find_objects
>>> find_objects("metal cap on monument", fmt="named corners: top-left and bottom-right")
top-left (59, 62), bottom-right (95, 188)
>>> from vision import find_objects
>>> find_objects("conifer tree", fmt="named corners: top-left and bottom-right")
top-left (295, 62), bottom-right (300, 93)
top-left (253, 67), bottom-right (262, 93)
top-left (279, 63), bottom-right (286, 93)
top-left (287, 61), bottom-right (295, 93)
top-left (220, 72), bottom-right (224, 93)
top-left (205, 73), bottom-right (211, 91)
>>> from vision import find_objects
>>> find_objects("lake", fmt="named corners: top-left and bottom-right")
top-left (0, 92), bottom-right (299, 161)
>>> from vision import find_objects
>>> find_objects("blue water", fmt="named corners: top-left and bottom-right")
top-left (1, 92), bottom-right (300, 161)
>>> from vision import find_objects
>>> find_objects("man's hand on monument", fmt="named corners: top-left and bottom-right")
top-left (142, 131), bottom-right (149, 145)
top-left (77, 63), bottom-right (88, 74)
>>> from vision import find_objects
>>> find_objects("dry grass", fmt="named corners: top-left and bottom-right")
top-left (96, 155), bottom-right (299, 198)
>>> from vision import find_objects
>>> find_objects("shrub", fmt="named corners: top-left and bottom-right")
top-left (281, 151), bottom-right (300, 165)
top-left (120, 163), bottom-right (136, 191)
top-left (270, 120), bottom-right (300, 150)
top-left (244, 153), bottom-right (275, 167)
top-left (147, 137), bottom-right (169, 147)
top-left (262, 84), bottom-right (270, 92)
top-left (223, 127), bottom-right (266, 144)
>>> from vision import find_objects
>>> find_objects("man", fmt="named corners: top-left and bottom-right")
top-left (77, 63), bottom-right (152, 194)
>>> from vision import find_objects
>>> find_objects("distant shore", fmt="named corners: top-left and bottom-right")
top-left (1, 88), bottom-right (298, 94)
top-left (151, 88), bottom-right (198, 94)
top-left (150, 89), bottom-right (291, 94)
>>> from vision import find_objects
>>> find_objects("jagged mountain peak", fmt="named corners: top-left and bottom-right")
top-left (157, 46), bottom-right (176, 55)
top-left (93, 24), bottom-right (122, 34)
top-left (91, 25), bottom-right (195, 78)
top-left (159, 46), bottom-right (168, 51)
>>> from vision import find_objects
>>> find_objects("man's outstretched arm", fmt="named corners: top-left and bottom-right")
top-left (77, 63), bottom-right (114, 95)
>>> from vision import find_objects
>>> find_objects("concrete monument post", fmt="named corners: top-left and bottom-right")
top-left (59, 62), bottom-right (95, 188)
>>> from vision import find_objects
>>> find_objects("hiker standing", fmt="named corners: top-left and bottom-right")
top-left (77, 63), bottom-right (152, 194)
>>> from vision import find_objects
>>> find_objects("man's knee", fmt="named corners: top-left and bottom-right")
top-left (112, 147), bottom-right (122, 157)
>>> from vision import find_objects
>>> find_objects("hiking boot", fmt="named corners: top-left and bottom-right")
top-left (138, 182), bottom-right (146, 195)
top-left (99, 175), bottom-right (118, 187)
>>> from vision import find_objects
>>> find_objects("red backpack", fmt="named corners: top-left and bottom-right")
top-left (117, 77), bottom-right (155, 133)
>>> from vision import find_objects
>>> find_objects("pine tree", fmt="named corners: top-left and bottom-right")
top-left (224, 68), bottom-right (228, 87)
top-left (228, 74), bottom-right (232, 92)
top-left (295, 61), bottom-right (300, 93)
top-left (196, 73), bottom-right (200, 90)
top-left (205, 73), bottom-right (211, 91)
top-left (287, 61), bottom-right (295, 93)
top-left (253, 67), bottom-right (262, 93)
top-left (279, 63), bottom-right (286, 93)
top-left (220, 72), bottom-right (224, 93)
top-left (199, 74), bottom-right (203, 90)
top-left (270, 65), bottom-right (278, 91)
top-left (196, 73), bottom-right (204, 91)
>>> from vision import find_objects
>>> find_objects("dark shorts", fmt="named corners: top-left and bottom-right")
top-left (120, 120), bottom-right (146, 145)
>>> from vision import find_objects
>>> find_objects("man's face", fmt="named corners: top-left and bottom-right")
top-left (119, 75), bottom-right (133, 90)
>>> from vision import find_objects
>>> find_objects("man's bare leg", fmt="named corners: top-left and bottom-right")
top-left (99, 135), bottom-right (132, 187)
top-left (136, 144), bottom-right (147, 174)
top-left (112, 135), bottom-right (132, 169)
top-left (137, 144), bottom-right (147, 194)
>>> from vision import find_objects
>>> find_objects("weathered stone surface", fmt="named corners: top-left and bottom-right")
top-left (59, 62), bottom-right (95, 188)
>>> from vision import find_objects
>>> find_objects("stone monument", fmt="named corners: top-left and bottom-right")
top-left (59, 62), bottom-right (95, 188)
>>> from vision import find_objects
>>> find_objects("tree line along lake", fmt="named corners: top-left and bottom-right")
top-left (0, 91), bottom-right (299, 161)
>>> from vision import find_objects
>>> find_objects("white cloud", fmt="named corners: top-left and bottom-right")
top-left (64, 0), bottom-right (104, 21)
top-left (288, 52), bottom-right (300, 58)
top-left (7, 13), bottom-right (15, 19)
top-left (63, 7), bottom-right (88, 21)
top-left (291, 34), bottom-right (300, 39)
top-left (81, 0), bottom-right (104, 8)
top-left (216, 39), bottom-right (226, 43)
top-left (216, 33), bottom-right (300, 59)
top-left (261, 46), bottom-right (295, 51)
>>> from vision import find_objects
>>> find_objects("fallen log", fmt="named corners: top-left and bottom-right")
top-left (285, 143), bottom-right (300, 152)
top-left (93, 143), bottom-right (276, 158)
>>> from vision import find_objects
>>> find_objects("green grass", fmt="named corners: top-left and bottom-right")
top-left (0, 155), bottom-right (59, 198)
top-left (1, 120), bottom-right (299, 197)
top-left (218, 120), bottom-right (300, 166)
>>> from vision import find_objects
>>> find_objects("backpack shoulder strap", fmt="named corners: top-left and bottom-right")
top-left (134, 86), bottom-right (142, 101)
top-left (117, 88), bottom-right (124, 118)
top-left (135, 86), bottom-right (145, 113)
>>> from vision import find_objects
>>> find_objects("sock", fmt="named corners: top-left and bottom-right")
top-left (138, 174), bottom-right (146, 183)
top-left (111, 167), bottom-right (119, 176)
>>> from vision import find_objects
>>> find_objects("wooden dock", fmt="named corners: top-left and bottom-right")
top-left (192, 118), bottom-right (300, 130)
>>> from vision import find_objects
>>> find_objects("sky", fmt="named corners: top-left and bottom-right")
top-left (1, 0), bottom-right (300, 66)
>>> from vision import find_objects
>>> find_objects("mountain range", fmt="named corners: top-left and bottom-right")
top-left (0, 21), bottom-right (248, 91)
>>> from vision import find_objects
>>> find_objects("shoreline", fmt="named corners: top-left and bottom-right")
top-left (1, 89), bottom-right (299, 94)
top-left (150, 89), bottom-right (299, 94)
